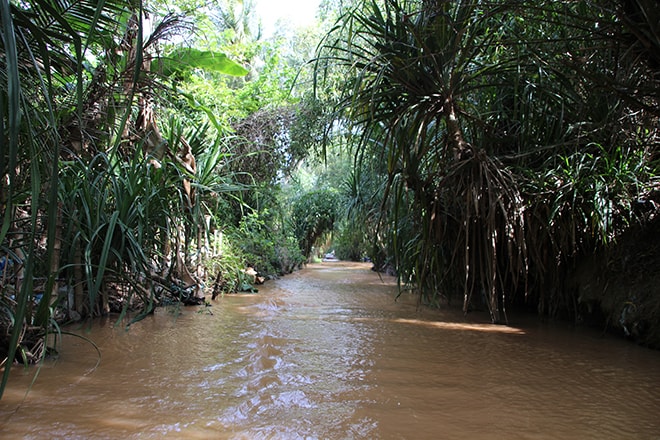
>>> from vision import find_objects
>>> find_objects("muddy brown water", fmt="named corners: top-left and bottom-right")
top-left (1, 262), bottom-right (659, 439)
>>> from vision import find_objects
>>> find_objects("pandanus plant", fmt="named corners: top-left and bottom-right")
top-left (316, 0), bottom-right (528, 322)
top-left (0, 0), bottom-right (130, 394)
top-left (0, 0), bottom-right (247, 397)
top-left (315, 0), bottom-right (659, 323)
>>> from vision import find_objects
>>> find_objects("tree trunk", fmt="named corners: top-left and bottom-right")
top-left (444, 96), bottom-right (470, 159)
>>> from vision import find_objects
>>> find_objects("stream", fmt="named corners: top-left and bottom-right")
top-left (1, 261), bottom-right (659, 439)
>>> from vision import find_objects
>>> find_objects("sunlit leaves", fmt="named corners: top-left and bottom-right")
top-left (156, 47), bottom-right (249, 78)
top-left (291, 189), bottom-right (340, 258)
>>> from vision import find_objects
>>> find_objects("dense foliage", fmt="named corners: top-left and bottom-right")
top-left (291, 189), bottom-right (340, 258)
top-left (314, 0), bottom-right (659, 337)
top-left (0, 0), bottom-right (321, 396)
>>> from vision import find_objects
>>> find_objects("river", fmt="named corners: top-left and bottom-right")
top-left (1, 261), bottom-right (659, 439)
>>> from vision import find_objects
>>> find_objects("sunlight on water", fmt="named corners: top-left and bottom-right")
top-left (1, 262), bottom-right (660, 439)
top-left (392, 318), bottom-right (526, 334)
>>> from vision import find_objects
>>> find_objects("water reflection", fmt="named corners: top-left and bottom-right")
top-left (1, 262), bottom-right (660, 439)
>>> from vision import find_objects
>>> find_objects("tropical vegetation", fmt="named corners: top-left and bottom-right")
top-left (1, 0), bottom-right (659, 398)
top-left (0, 0), bottom-right (320, 396)
top-left (313, 0), bottom-right (659, 336)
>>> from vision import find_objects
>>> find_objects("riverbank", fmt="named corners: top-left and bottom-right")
top-left (569, 214), bottom-right (660, 348)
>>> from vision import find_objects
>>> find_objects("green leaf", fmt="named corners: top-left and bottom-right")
top-left (156, 48), bottom-right (248, 77)
top-left (179, 91), bottom-right (223, 131)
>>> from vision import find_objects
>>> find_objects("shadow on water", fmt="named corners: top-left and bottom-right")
top-left (1, 261), bottom-right (660, 439)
